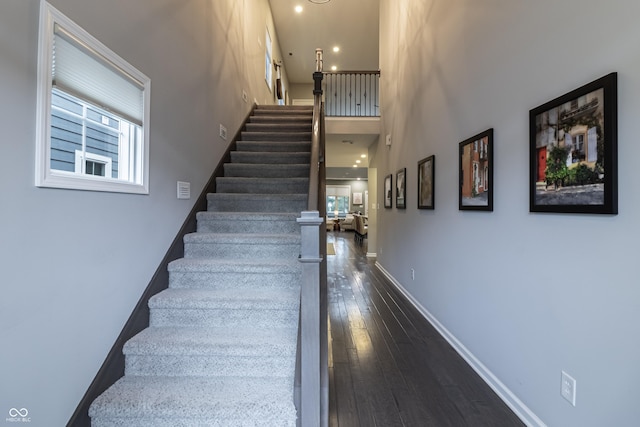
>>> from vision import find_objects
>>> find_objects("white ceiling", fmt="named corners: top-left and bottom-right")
top-left (269, 0), bottom-right (380, 84)
top-left (269, 0), bottom-right (380, 179)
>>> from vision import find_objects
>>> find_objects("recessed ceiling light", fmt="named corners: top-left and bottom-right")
top-left (360, 154), bottom-right (367, 158)
top-left (353, 165), bottom-right (358, 168)
top-left (333, 46), bottom-right (340, 53)
top-left (308, 0), bottom-right (331, 3)
top-left (295, 5), bottom-right (303, 13)
top-left (331, 65), bottom-right (337, 71)
top-left (356, 160), bottom-right (361, 164)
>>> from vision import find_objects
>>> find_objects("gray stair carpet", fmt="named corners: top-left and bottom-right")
top-left (89, 105), bottom-right (313, 427)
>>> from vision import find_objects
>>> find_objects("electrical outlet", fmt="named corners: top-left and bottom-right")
top-left (219, 124), bottom-right (227, 140)
top-left (411, 268), bottom-right (415, 280)
top-left (242, 90), bottom-right (248, 103)
top-left (561, 371), bottom-right (576, 406)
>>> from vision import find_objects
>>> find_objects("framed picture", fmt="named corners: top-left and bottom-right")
top-left (353, 192), bottom-right (363, 205)
top-left (418, 155), bottom-right (435, 209)
top-left (529, 73), bottom-right (617, 214)
top-left (384, 174), bottom-right (392, 208)
top-left (459, 129), bottom-right (493, 211)
top-left (396, 168), bottom-right (406, 209)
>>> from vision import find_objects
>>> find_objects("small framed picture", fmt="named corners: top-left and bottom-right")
top-left (396, 168), bottom-right (406, 209)
top-left (529, 72), bottom-right (617, 214)
top-left (384, 174), bottom-right (392, 208)
top-left (459, 129), bottom-right (493, 211)
top-left (417, 155), bottom-right (435, 209)
top-left (353, 192), bottom-right (363, 205)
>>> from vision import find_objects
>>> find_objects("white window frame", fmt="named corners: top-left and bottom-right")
top-left (265, 27), bottom-right (273, 91)
top-left (35, 1), bottom-right (150, 194)
top-left (74, 150), bottom-right (113, 177)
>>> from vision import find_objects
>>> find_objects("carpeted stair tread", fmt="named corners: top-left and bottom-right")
top-left (183, 232), bottom-right (301, 245)
top-left (244, 123), bottom-right (312, 132)
top-left (216, 176), bottom-right (309, 194)
top-left (124, 326), bottom-right (298, 356)
top-left (206, 193), bottom-right (307, 213)
top-left (223, 163), bottom-right (309, 178)
top-left (89, 376), bottom-right (296, 424)
top-left (230, 151), bottom-right (310, 164)
top-left (196, 211), bottom-right (300, 234)
top-left (149, 287), bottom-right (299, 310)
top-left (168, 257), bottom-right (301, 274)
top-left (196, 211), bottom-right (300, 222)
top-left (240, 131), bottom-right (311, 142)
top-left (235, 141), bottom-right (311, 152)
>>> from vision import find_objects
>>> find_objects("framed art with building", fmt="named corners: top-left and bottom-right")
top-left (529, 72), bottom-right (617, 214)
top-left (396, 168), bottom-right (406, 209)
top-left (459, 129), bottom-right (493, 211)
top-left (384, 174), bottom-right (392, 208)
top-left (418, 155), bottom-right (435, 209)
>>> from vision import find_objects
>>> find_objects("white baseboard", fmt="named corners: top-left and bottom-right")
top-left (374, 261), bottom-right (546, 427)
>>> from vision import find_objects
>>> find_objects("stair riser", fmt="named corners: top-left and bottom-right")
top-left (230, 152), bottom-right (310, 164)
top-left (240, 132), bottom-right (311, 142)
top-left (184, 242), bottom-right (300, 259)
top-left (197, 219), bottom-right (299, 234)
top-left (253, 108), bottom-right (312, 115)
top-left (249, 116), bottom-right (312, 124)
top-left (216, 178), bottom-right (308, 194)
top-left (223, 164), bottom-right (309, 178)
top-left (207, 196), bottom-right (306, 212)
top-left (236, 141), bottom-right (311, 152)
top-left (245, 123), bottom-right (311, 133)
top-left (125, 355), bottom-right (296, 378)
top-left (169, 272), bottom-right (301, 290)
top-left (150, 308), bottom-right (299, 328)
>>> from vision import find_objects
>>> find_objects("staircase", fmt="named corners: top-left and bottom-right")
top-left (89, 105), bottom-right (313, 427)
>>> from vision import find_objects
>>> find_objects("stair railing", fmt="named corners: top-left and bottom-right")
top-left (324, 70), bottom-right (380, 117)
top-left (296, 48), bottom-right (328, 427)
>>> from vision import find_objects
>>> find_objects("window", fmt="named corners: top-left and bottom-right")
top-left (326, 185), bottom-right (351, 218)
top-left (265, 28), bottom-right (273, 91)
top-left (36, 2), bottom-right (150, 193)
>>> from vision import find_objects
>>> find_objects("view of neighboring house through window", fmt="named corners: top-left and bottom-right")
top-left (36, 1), bottom-right (150, 194)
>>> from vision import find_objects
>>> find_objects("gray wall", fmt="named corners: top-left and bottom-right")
top-left (377, 1), bottom-right (640, 426)
top-left (0, 1), bottom-right (287, 425)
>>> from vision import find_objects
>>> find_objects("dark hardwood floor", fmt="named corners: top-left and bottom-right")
top-left (326, 231), bottom-right (525, 427)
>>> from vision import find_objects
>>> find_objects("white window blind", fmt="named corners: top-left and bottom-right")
top-left (326, 185), bottom-right (351, 197)
top-left (53, 24), bottom-right (144, 125)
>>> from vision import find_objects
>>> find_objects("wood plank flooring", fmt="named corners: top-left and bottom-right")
top-left (326, 231), bottom-right (525, 427)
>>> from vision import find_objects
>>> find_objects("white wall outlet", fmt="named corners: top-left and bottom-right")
top-left (411, 268), bottom-right (415, 280)
top-left (242, 90), bottom-right (248, 103)
top-left (561, 371), bottom-right (577, 406)
top-left (177, 181), bottom-right (190, 199)
top-left (219, 124), bottom-right (227, 140)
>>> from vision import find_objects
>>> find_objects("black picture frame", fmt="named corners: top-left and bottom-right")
top-left (384, 174), bottom-right (392, 208)
top-left (459, 129), bottom-right (494, 211)
top-left (396, 168), bottom-right (406, 209)
top-left (529, 72), bottom-right (618, 214)
top-left (418, 155), bottom-right (435, 209)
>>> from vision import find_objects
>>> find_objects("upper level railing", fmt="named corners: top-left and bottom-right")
top-left (296, 48), bottom-right (328, 427)
top-left (323, 70), bottom-right (380, 117)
